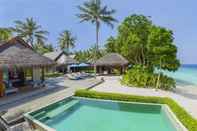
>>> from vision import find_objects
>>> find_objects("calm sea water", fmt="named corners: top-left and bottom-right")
top-left (163, 64), bottom-right (197, 86)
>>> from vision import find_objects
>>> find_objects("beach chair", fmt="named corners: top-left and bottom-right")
top-left (4, 81), bottom-right (18, 96)
top-left (67, 74), bottom-right (81, 80)
top-left (81, 72), bottom-right (89, 78)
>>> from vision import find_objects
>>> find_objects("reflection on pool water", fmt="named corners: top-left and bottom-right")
top-left (29, 98), bottom-right (180, 131)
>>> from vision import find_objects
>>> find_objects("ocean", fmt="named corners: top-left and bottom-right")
top-left (163, 64), bottom-right (197, 86)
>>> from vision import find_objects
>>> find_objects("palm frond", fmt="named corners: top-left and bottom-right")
top-left (12, 17), bottom-right (48, 47)
top-left (58, 30), bottom-right (76, 51)
top-left (35, 30), bottom-right (49, 35)
top-left (101, 15), bottom-right (117, 28)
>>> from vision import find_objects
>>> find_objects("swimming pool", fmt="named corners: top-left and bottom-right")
top-left (162, 65), bottom-right (197, 86)
top-left (25, 97), bottom-right (186, 131)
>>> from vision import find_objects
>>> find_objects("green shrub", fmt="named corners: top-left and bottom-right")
top-left (122, 65), bottom-right (176, 90)
top-left (45, 72), bottom-right (63, 78)
top-left (113, 68), bottom-right (121, 75)
top-left (75, 90), bottom-right (197, 131)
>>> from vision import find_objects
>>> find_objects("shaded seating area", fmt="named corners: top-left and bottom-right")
top-left (0, 37), bottom-right (55, 97)
top-left (94, 53), bottom-right (129, 75)
top-left (68, 62), bottom-right (92, 72)
top-left (66, 72), bottom-right (93, 80)
top-left (66, 63), bottom-right (94, 80)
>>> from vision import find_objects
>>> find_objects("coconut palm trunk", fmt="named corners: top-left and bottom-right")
top-left (96, 21), bottom-right (99, 53)
top-left (156, 58), bottom-right (162, 90)
top-left (77, 0), bottom-right (117, 75)
top-left (94, 21), bottom-right (100, 75)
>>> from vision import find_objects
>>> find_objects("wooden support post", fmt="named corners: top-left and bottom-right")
top-left (41, 67), bottom-right (45, 82)
top-left (31, 68), bottom-right (33, 81)
top-left (94, 65), bottom-right (97, 76)
top-left (0, 68), bottom-right (5, 97)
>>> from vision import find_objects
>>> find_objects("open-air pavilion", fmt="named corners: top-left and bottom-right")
top-left (94, 53), bottom-right (129, 74)
top-left (68, 63), bottom-right (92, 72)
top-left (0, 37), bottom-right (55, 97)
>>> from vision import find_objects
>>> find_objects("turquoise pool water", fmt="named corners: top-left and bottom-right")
top-left (30, 98), bottom-right (178, 131)
top-left (162, 65), bottom-right (197, 86)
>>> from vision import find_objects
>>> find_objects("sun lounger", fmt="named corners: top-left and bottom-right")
top-left (75, 72), bottom-right (84, 79)
top-left (80, 72), bottom-right (90, 78)
top-left (4, 81), bottom-right (18, 95)
top-left (5, 88), bottom-right (18, 95)
top-left (67, 74), bottom-right (81, 80)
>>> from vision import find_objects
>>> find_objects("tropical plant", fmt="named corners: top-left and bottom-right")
top-left (105, 14), bottom-right (180, 89)
top-left (0, 28), bottom-right (12, 41)
top-left (58, 30), bottom-right (76, 54)
top-left (75, 46), bottom-right (105, 63)
top-left (105, 14), bottom-right (180, 71)
top-left (122, 65), bottom-right (176, 90)
top-left (105, 36), bottom-right (117, 53)
top-left (77, 0), bottom-right (117, 59)
top-left (34, 43), bottom-right (54, 54)
top-left (11, 17), bottom-right (49, 48)
top-left (75, 50), bottom-right (90, 63)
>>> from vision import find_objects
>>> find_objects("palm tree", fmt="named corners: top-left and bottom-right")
top-left (0, 28), bottom-right (12, 41)
top-left (105, 36), bottom-right (117, 53)
top-left (58, 30), bottom-right (76, 54)
top-left (11, 17), bottom-right (49, 48)
top-left (77, 0), bottom-right (117, 57)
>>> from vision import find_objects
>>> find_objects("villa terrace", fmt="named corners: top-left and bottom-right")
top-left (0, 37), bottom-right (55, 98)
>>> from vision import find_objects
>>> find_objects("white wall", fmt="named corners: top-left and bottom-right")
top-left (33, 68), bottom-right (41, 81)
top-left (56, 54), bottom-right (65, 64)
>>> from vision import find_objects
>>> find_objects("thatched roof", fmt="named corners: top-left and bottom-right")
top-left (44, 51), bottom-right (78, 65)
top-left (44, 51), bottom-right (62, 61)
top-left (95, 53), bottom-right (128, 66)
top-left (0, 37), bottom-right (55, 68)
top-left (58, 55), bottom-right (78, 65)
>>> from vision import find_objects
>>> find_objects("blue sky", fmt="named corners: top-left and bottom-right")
top-left (0, 0), bottom-right (197, 64)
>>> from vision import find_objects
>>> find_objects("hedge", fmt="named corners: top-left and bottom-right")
top-left (75, 89), bottom-right (197, 131)
top-left (45, 72), bottom-right (63, 78)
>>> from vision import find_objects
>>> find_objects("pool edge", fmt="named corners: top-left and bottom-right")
top-left (24, 96), bottom-right (188, 131)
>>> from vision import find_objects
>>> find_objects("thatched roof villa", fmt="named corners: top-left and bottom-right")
top-left (0, 37), bottom-right (54, 68)
top-left (44, 51), bottom-right (78, 72)
top-left (95, 53), bottom-right (128, 74)
top-left (44, 51), bottom-right (77, 65)
top-left (0, 37), bottom-right (55, 97)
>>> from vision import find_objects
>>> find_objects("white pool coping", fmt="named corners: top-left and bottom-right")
top-left (24, 113), bottom-right (55, 131)
top-left (24, 96), bottom-right (188, 131)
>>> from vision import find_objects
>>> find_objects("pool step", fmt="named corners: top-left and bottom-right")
top-left (33, 111), bottom-right (46, 119)
top-left (38, 116), bottom-right (50, 122)
top-left (46, 100), bottom-right (79, 118)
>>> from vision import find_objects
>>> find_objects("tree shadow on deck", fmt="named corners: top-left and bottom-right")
top-left (174, 79), bottom-right (197, 100)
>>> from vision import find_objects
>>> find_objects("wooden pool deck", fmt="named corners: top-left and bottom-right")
top-left (0, 76), bottom-right (102, 125)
